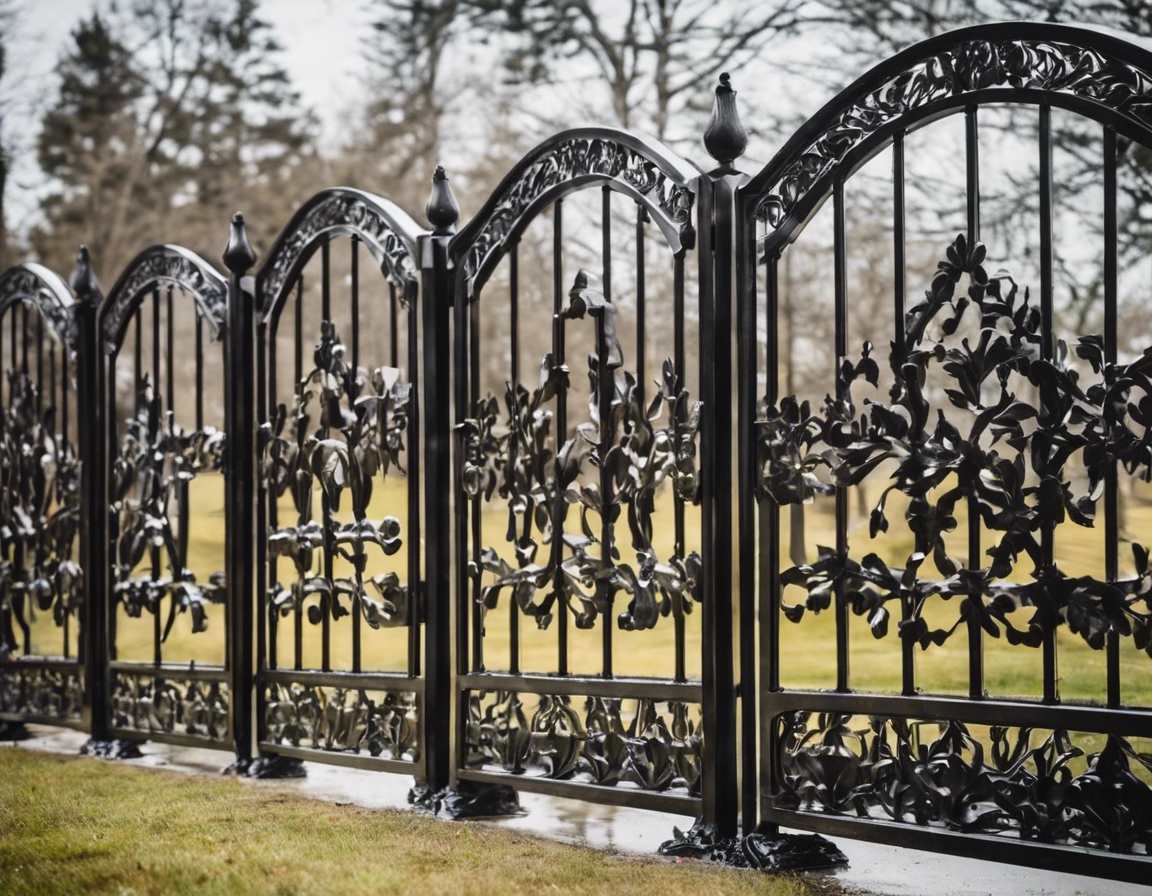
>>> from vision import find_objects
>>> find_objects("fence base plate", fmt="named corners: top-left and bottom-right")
top-left (408, 780), bottom-right (524, 819)
top-left (225, 755), bottom-right (307, 779)
top-left (0, 721), bottom-right (31, 741)
top-left (659, 819), bottom-right (848, 873)
top-left (80, 738), bottom-right (143, 760)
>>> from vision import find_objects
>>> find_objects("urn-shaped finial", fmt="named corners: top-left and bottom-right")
top-left (223, 211), bottom-right (257, 274)
top-left (69, 245), bottom-right (103, 305)
top-left (703, 73), bottom-right (747, 172)
top-left (426, 165), bottom-right (460, 236)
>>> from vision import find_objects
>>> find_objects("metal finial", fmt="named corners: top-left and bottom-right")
top-left (426, 165), bottom-right (460, 236)
top-left (69, 245), bottom-right (103, 305)
top-left (223, 211), bottom-right (257, 274)
top-left (703, 72), bottom-right (747, 172)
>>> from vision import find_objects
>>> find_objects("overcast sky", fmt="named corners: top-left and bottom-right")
top-left (9, 0), bottom-right (375, 230)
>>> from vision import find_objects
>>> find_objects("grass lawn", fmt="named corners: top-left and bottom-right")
top-left (0, 748), bottom-right (833, 896)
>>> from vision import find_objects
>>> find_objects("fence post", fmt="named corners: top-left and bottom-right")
top-left (698, 75), bottom-right (747, 840)
top-left (222, 214), bottom-right (258, 769)
top-left (73, 247), bottom-right (138, 758)
top-left (415, 167), bottom-right (459, 801)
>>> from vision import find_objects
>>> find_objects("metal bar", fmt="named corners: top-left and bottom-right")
top-left (390, 282), bottom-right (399, 368)
top-left (406, 275), bottom-right (422, 682)
top-left (262, 667), bottom-right (424, 691)
top-left (469, 293), bottom-right (483, 673)
top-left (966, 105), bottom-right (986, 700)
top-left (602, 185), bottom-right (612, 303)
top-left (552, 199), bottom-right (568, 676)
top-left (765, 687), bottom-right (1152, 736)
top-left (459, 672), bottom-right (701, 701)
top-left (760, 807), bottom-right (1152, 885)
top-left (109, 661), bottom-right (228, 681)
top-left (457, 768), bottom-right (702, 815)
top-left (509, 242), bottom-right (521, 675)
top-left (350, 238), bottom-right (361, 675)
top-left (223, 214), bottom-right (258, 765)
top-left (260, 743), bottom-right (418, 776)
top-left (165, 285), bottom-right (174, 415)
top-left (673, 254), bottom-right (686, 684)
top-left (894, 131), bottom-right (916, 697)
top-left (294, 274), bottom-right (304, 672)
top-left (636, 204), bottom-right (646, 402)
top-left (264, 318), bottom-right (277, 673)
top-left (321, 239), bottom-right (331, 322)
top-left (133, 307), bottom-right (142, 412)
top-left (833, 180), bottom-right (849, 694)
top-left (1040, 107), bottom-right (1062, 706)
top-left (597, 296), bottom-right (613, 679)
top-left (35, 311), bottom-right (43, 416)
top-left (1104, 124), bottom-right (1121, 708)
top-left (152, 287), bottom-right (162, 668)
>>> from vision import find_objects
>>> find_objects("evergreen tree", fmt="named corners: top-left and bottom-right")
top-left (34, 0), bottom-right (314, 280)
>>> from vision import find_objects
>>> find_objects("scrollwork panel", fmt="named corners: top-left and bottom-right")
top-left (111, 671), bottom-right (229, 743)
top-left (464, 689), bottom-right (701, 796)
top-left (774, 711), bottom-right (1152, 855)
top-left (0, 664), bottom-right (83, 722)
top-left (261, 681), bottom-right (419, 762)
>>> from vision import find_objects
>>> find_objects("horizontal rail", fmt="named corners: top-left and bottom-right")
top-left (109, 662), bottom-right (228, 683)
top-left (764, 690), bottom-right (1152, 738)
top-left (260, 669), bottom-right (424, 694)
top-left (457, 768), bottom-right (701, 815)
top-left (258, 743), bottom-right (419, 775)
top-left (459, 673), bottom-right (701, 703)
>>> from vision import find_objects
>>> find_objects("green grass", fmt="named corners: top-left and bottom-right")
top-left (27, 470), bottom-right (1152, 707)
top-left (0, 748), bottom-right (830, 896)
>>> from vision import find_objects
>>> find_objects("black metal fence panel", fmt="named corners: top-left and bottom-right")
top-left (736, 21), bottom-right (1152, 883)
top-left (0, 18), bottom-right (1148, 883)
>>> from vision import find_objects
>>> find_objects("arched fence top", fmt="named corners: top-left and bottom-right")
top-left (0, 263), bottom-right (77, 350)
top-left (256, 187), bottom-right (425, 323)
top-left (100, 245), bottom-right (228, 353)
top-left (740, 21), bottom-right (1152, 256)
top-left (450, 126), bottom-right (700, 299)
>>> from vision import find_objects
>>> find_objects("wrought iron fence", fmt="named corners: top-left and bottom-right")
top-left (0, 19), bottom-right (1150, 884)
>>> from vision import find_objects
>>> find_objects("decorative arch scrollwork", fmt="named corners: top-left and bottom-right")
top-left (0, 265), bottom-right (76, 350)
top-left (258, 188), bottom-right (423, 318)
top-left (452, 129), bottom-right (698, 296)
top-left (746, 24), bottom-right (1152, 249)
top-left (101, 246), bottom-right (227, 351)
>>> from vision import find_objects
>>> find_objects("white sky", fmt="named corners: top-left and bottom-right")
top-left (8, 0), bottom-right (374, 231)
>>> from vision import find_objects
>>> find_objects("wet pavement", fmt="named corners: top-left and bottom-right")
top-left (6, 726), bottom-right (1148, 896)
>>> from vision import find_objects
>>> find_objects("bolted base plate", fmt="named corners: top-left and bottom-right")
top-left (408, 780), bottom-right (524, 819)
top-left (0, 720), bottom-right (31, 741)
top-left (224, 755), bottom-right (307, 779)
top-left (80, 738), bottom-right (143, 760)
top-left (659, 818), bottom-right (848, 873)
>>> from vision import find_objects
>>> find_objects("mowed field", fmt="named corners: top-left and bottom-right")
top-left (26, 472), bottom-right (1152, 708)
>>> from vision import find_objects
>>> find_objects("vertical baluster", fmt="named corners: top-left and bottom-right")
top-left (294, 276), bottom-right (304, 671)
top-left (320, 243), bottom-right (333, 672)
top-left (1104, 124), bottom-right (1121, 707)
top-left (405, 271), bottom-right (422, 680)
top-left (833, 180), bottom-right (849, 693)
top-left (152, 287), bottom-right (162, 667)
top-left (893, 130), bottom-right (916, 698)
top-left (601, 187), bottom-right (614, 678)
top-left (636, 205), bottom-right (646, 403)
top-left (673, 253), bottom-right (686, 683)
top-left (8, 306), bottom-right (14, 404)
top-left (350, 237), bottom-right (361, 674)
top-left (165, 287), bottom-right (175, 415)
top-left (509, 242), bottom-right (520, 675)
top-left (35, 312), bottom-right (43, 416)
top-left (966, 105), bottom-right (987, 700)
top-left (390, 282), bottom-right (399, 369)
top-left (20, 302), bottom-right (27, 373)
top-left (134, 309), bottom-right (142, 413)
top-left (553, 199), bottom-right (568, 675)
top-left (1039, 106), bottom-right (1060, 705)
top-left (470, 289), bottom-right (483, 672)
top-left (265, 317), bottom-right (278, 674)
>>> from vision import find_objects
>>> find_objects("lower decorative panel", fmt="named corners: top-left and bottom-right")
top-left (464, 690), bottom-right (702, 795)
top-left (0, 663), bottom-right (83, 722)
top-left (773, 711), bottom-right (1152, 856)
top-left (111, 671), bottom-right (230, 744)
top-left (262, 682), bottom-right (420, 761)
